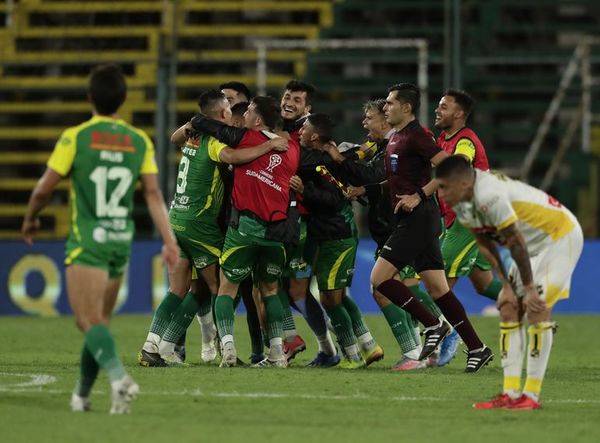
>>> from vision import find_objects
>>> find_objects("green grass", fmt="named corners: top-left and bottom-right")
top-left (1, 315), bottom-right (599, 443)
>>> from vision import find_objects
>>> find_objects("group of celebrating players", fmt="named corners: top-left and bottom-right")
top-left (22, 64), bottom-right (583, 414)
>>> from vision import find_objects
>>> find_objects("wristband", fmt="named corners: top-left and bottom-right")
top-left (416, 188), bottom-right (427, 201)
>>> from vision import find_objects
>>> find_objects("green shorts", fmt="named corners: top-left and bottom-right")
top-left (284, 219), bottom-right (317, 280)
top-left (65, 235), bottom-right (130, 279)
top-left (220, 227), bottom-right (286, 284)
top-left (442, 219), bottom-right (492, 278)
top-left (170, 215), bottom-right (224, 270)
top-left (314, 237), bottom-right (357, 291)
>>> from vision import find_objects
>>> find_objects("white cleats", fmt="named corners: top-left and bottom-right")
top-left (70, 393), bottom-right (91, 412)
top-left (110, 375), bottom-right (139, 415)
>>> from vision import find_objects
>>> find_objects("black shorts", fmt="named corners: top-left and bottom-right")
top-left (379, 198), bottom-right (444, 273)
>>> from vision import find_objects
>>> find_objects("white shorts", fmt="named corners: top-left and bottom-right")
top-left (508, 224), bottom-right (583, 308)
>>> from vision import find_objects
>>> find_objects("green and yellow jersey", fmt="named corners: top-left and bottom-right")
top-left (170, 134), bottom-right (227, 221)
top-left (47, 115), bottom-right (157, 264)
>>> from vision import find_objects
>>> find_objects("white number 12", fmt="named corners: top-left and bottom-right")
top-left (89, 166), bottom-right (133, 217)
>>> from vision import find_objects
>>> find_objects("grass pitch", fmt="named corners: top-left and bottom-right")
top-left (1, 315), bottom-right (599, 443)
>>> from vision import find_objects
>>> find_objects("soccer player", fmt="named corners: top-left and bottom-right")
top-left (191, 96), bottom-right (300, 367)
top-left (281, 79), bottom-right (315, 141)
top-left (370, 83), bottom-right (493, 373)
top-left (325, 99), bottom-right (440, 370)
top-left (293, 113), bottom-right (383, 369)
top-left (277, 79), bottom-right (317, 358)
top-left (139, 90), bottom-right (286, 366)
top-left (21, 64), bottom-right (179, 413)
top-left (436, 156), bottom-right (583, 409)
top-left (434, 89), bottom-right (504, 366)
top-left (231, 101), bottom-right (249, 128)
top-left (220, 81), bottom-right (252, 105)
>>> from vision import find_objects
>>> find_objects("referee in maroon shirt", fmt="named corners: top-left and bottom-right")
top-left (370, 83), bottom-right (493, 372)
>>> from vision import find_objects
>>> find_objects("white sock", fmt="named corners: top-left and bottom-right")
top-left (317, 332), bottom-right (336, 356)
top-left (357, 332), bottom-right (376, 352)
top-left (344, 343), bottom-right (362, 362)
top-left (143, 332), bottom-right (161, 353)
top-left (197, 313), bottom-right (216, 344)
top-left (524, 322), bottom-right (555, 402)
top-left (283, 329), bottom-right (297, 341)
top-left (221, 334), bottom-right (234, 346)
top-left (405, 348), bottom-right (420, 360)
top-left (158, 339), bottom-right (175, 357)
top-left (500, 322), bottom-right (525, 399)
top-left (269, 337), bottom-right (283, 359)
top-left (413, 326), bottom-right (422, 346)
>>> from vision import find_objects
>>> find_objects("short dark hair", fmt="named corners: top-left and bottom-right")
top-left (388, 83), bottom-right (420, 115)
top-left (252, 96), bottom-right (282, 130)
top-left (444, 88), bottom-right (475, 119)
top-left (219, 81), bottom-right (252, 101)
top-left (363, 98), bottom-right (386, 116)
top-left (198, 89), bottom-right (227, 117)
top-left (284, 79), bottom-right (317, 105)
top-left (307, 113), bottom-right (335, 143)
top-left (435, 155), bottom-right (473, 179)
top-left (231, 101), bottom-right (249, 118)
top-left (89, 64), bottom-right (126, 115)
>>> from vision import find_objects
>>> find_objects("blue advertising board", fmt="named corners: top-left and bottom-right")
top-left (1, 239), bottom-right (598, 316)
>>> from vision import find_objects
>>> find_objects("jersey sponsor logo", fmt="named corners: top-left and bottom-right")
top-left (548, 195), bottom-right (562, 208)
top-left (182, 146), bottom-right (197, 156)
top-left (90, 131), bottom-right (135, 153)
top-left (245, 169), bottom-right (283, 192)
top-left (266, 263), bottom-right (282, 276)
top-left (93, 227), bottom-right (107, 243)
top-left (265, 154), bottom-right (282, 173)
top-left (229, 266), bottom-right (252, 276)
top-left (193, 256), bottom-right (209, 269)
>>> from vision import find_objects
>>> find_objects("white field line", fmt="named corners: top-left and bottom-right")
top-left (0, 376), bottom-right (599, 405)
top-left (0, 372), bottom-right (57, 390)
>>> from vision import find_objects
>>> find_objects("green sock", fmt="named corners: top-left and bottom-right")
top-left (382, 304), bottom-right (418, 353)
top-left (245, 303), bottom-right (264, 355)
top-left (197, 293), bottom-right (212, 317)
top-left (215, 296), bottom-right (235, 339)
top-left (263, 294), bottom-right (284, 341)
top-left (211, 293), bottom-right (218, 325)
top-left (75, 344), bottom-right (99, 397)
top-left (409, 284), bottom-right (442, 318)
top-left (163, 292), bottom-right (199, 344)
top-left (149, 291), bottom-right (183, 337)
top-left (84, 325), bottom-right (125, 383)
top-left (278, 289), bottom-right (297, 337)
top-left (324, 304), bottom-right (356, 349)
top-left (342, 295), bottom-right (370, 337)
top-left (480, 278), bottom-right (502, 301)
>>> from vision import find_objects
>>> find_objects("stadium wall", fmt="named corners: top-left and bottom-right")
top-left (1, 239), bottom-right (598, 316)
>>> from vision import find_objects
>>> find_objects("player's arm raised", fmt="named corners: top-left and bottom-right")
top-left (21, 168), bottom-right (63, 245)
top-left (171, 122), bottom-right (192, 147)
top-left (218, 137), bottom-right (288, 165)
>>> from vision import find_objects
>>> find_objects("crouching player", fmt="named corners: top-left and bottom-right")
top-left (436, 156), bottom-right (583, 409)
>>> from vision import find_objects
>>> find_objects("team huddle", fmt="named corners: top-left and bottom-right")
top-left (22, 64), bottom-right (583, 414)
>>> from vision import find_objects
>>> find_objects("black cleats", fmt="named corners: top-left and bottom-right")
top-left (418, 321), bottom-right (451, 361)
top-left (465, 346), bottom-right (494, 373)
top-left (138, 349), bottom-right (167, 367)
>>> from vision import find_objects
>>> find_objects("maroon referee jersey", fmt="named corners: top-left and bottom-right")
top-left (385, 120), bottom-right (442, 210)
